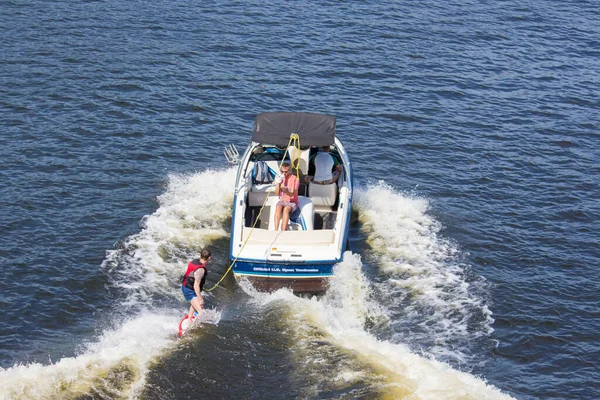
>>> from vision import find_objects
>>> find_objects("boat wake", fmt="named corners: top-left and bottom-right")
top-left (0, 168), bottom-right (509, 399)
top-left (0, 168), bottom-right (232, 399)
top-left (103, 168), bottom-right (237, 308)
top-left (354, 181), bottom-right (495, 365)
top-left (0, 312), bottom-right (178, 399)
top-left (242, 253), bottom-right (510, 399)
top-left (240, 180), bottom-right (509, 398)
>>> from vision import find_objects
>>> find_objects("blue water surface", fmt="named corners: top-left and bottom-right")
top-left (1, 1), bottom-right (599, 399)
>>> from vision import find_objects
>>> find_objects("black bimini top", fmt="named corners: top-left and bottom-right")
top-left (253, 112), bottom-right (336, 147)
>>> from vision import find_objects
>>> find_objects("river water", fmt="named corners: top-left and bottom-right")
top-left (1, 1), bottom-right (598, 399)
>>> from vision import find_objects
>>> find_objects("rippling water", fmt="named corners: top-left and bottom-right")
top-left (1, 0), bottom-right (599, 399)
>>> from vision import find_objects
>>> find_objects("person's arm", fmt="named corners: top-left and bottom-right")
top-left (277, 178), bottom-right (296, 196)
top-left (193, 269), bottom-right (205, 300)
top-left (275, 182), bottom-right (290, 195)
top-left (291, 176), bottom-right (299, 195)
top-left (281, 176), bottom-right (298, 196)
top-left (274, 181), bottom-right (281, 196)
top-left (332, 155), bottom-right (342, 171)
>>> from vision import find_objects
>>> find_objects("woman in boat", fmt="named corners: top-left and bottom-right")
top-left (274, 162), bottom-right (299, 231)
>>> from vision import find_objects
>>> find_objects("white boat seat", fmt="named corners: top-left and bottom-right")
top-left (288, 146), bottom-right (310, 175)
top-left (308, 182), bottom-right (337, 210)
top-left (248, 183), bottom-right (275, 206)
top-left (268, 196), bottom-right (314, 231)
top-left (251, 183), bottom-right (274, 192)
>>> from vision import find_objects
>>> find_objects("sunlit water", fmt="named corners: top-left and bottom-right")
top-left (1, 1), bottom-right (598, 399)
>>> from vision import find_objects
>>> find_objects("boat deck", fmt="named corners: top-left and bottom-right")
top-left (245, 206), bottom-right (337, 230)
top-left (240, 227), bottom-right (335, 246)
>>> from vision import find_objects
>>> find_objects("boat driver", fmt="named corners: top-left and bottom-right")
top-left (304, 146), bottom-right (342, 185)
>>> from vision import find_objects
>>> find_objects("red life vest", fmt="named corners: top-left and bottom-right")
top-left (182, 259), bottom-right (207, 290)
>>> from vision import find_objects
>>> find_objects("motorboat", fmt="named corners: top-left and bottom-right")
top-left (228, 112), bottom-right (353, 293)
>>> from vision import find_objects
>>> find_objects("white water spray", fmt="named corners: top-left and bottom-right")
top-left (244, 252), bottom-right (512, 399)
top-left (355, 181), bottom-right (494, 361)
top-left (0, 168), bottom-right (234, 399)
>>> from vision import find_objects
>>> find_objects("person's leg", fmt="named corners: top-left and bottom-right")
top-left (274, 204), bottom-right (283, 231)
top-left (282, 205), bottom-right (292, 231)
top-left (188, 296), bottom-right (204, 319)
top-left (182, 285), bottom-right (195, 318)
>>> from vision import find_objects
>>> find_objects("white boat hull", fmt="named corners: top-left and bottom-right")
top-left (229, 114), bottom-right (352, 293)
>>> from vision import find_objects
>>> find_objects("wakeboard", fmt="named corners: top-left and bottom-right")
top-left (178, 312), bottom-right (198, 337)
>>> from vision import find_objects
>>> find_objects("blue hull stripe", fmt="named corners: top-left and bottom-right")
top-left (233, 260), bottom-right (335, 277)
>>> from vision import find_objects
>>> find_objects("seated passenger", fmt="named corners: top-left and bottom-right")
top-left (304, 146), bottom-right (342, 185)
top-left (274, 162), bottom-right (300, 231)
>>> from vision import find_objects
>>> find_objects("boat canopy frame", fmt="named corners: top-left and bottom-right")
top-left (252, 112), bottom-right (336, 147)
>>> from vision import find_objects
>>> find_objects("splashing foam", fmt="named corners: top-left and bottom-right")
top-left (354, 181), bottom-right (494, 362)
top-left (103, 167), bottom-right (237, 306)
top-left (0, 312), bottom-right (177, 399)
top-left (244, 253), bottom-right (512, 399)
top-left (0, 168), bottom-right (234, 399)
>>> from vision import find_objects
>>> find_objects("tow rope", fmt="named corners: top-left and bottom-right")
top-left (203, 133), bottom-right (302, 292)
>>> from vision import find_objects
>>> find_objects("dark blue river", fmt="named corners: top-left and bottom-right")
top-left (1, 1), bottom-right (598, 399)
